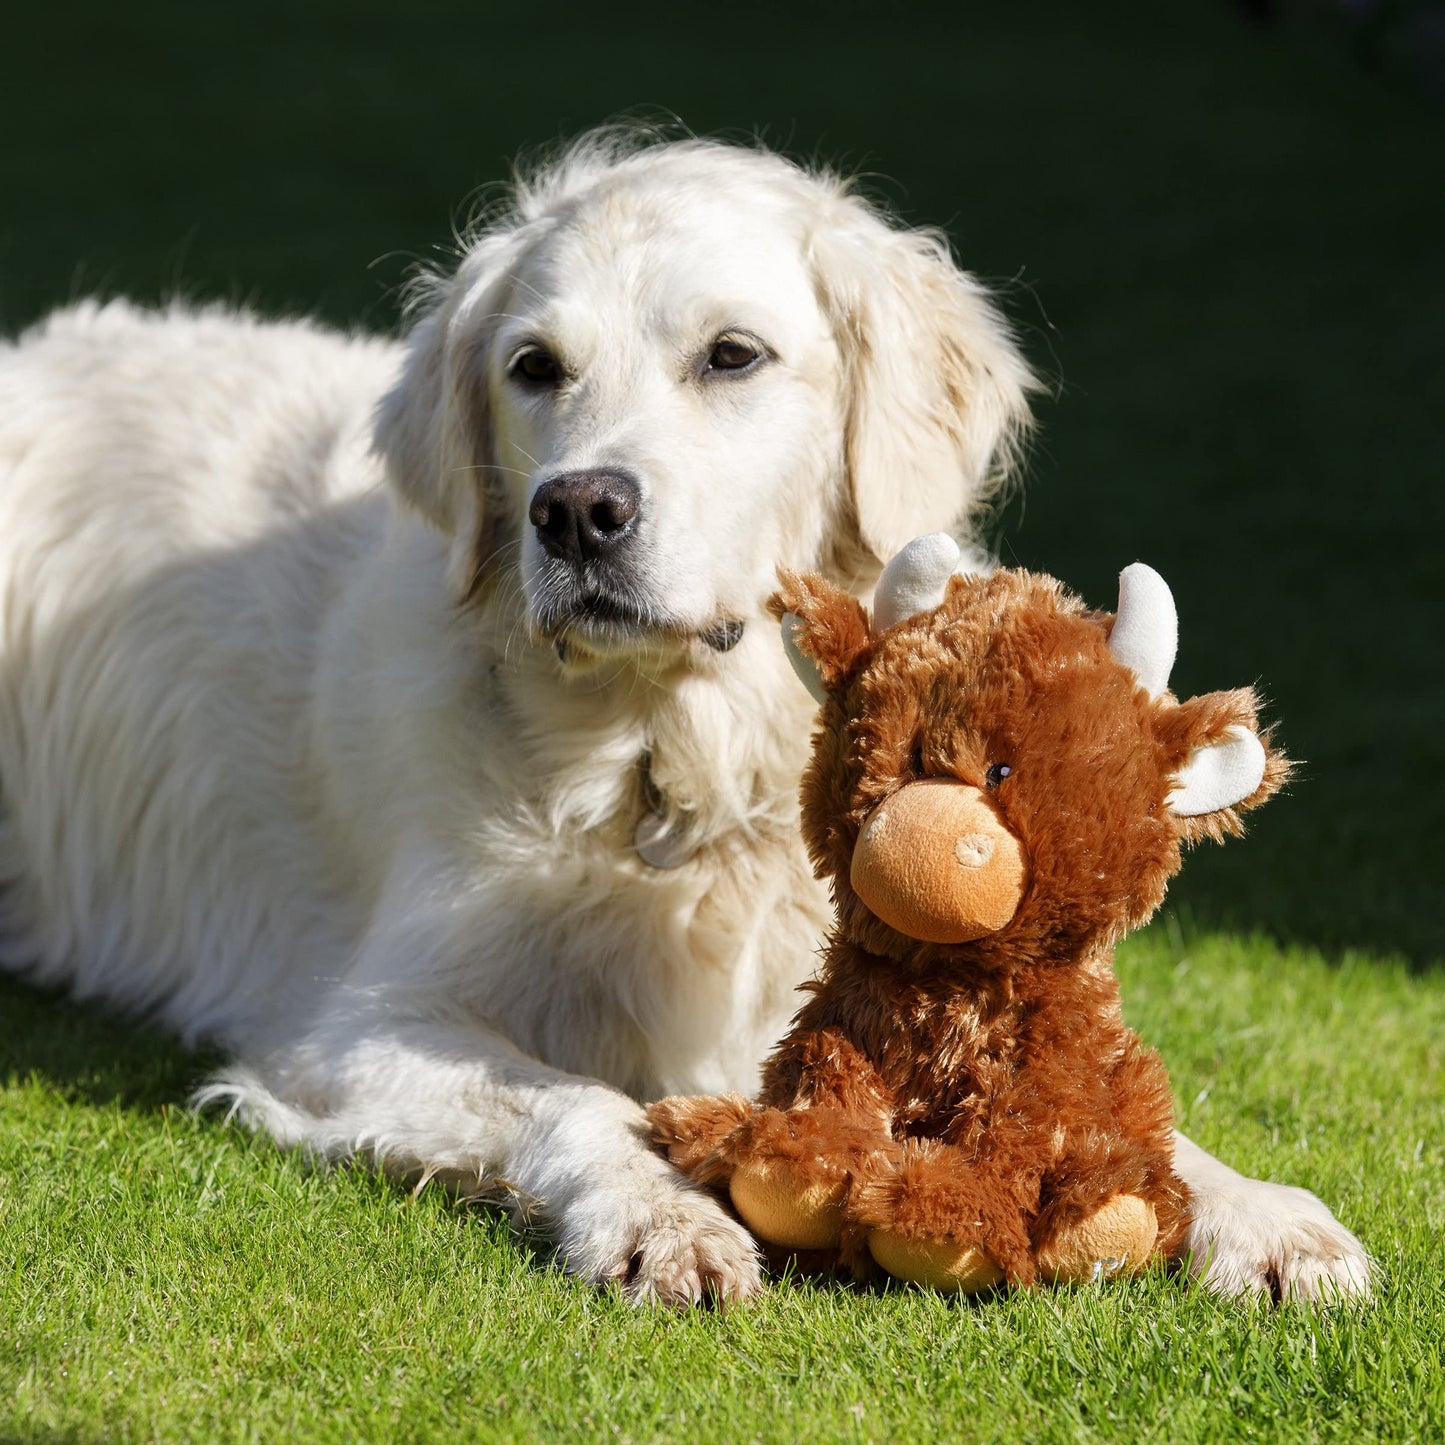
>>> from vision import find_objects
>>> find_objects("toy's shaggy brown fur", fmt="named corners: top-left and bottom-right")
top-left (649, 567), bottom-right (1288, 1289)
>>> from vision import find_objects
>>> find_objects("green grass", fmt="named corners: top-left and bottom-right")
top-left (4, 932), bottom-right (1442, 1444)
top-left (1, 0), bottom-right (1442, 1440)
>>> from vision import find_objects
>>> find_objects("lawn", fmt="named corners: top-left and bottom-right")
top-left (2, 1), bottom-right (1442, 1441)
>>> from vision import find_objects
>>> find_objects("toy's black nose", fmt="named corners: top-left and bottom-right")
top-left (529, 470), bottom-right (642, 563)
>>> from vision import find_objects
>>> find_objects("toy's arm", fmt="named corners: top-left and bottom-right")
top-left (647, 1093), bottom-right (756, 1185)
top-left (649, 1026), bottom-right (902, 1261)
top-left (649, 1022), bottom-right (898, 1187)
top-left (757, 1021), bottom-right (897, 1121)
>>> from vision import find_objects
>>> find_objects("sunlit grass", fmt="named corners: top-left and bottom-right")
top-left (4, 925), bottom-right (1441, 1444)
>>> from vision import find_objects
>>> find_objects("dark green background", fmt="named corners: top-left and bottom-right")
top-left (2, 0), bottom-right (1441, 961)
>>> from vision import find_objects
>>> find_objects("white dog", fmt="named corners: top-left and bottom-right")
top-left (0, 133), bottom-right (1369, 1304)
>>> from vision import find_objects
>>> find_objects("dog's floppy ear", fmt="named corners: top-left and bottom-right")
top-left (811, 206), bottom-right (1036, 569)
top-left (374, 300), bottom-right (477, 535)
top-left (769, 570), bottom-right (872, 702)
top-left (373, 233), bottom-right (526, 592)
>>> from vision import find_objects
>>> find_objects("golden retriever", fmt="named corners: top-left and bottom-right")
top-left (0, 133), bottom-right (1369, 1303)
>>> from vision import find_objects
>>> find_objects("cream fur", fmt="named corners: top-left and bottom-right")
top-left (0, 133), bottom-right (1368, 1303)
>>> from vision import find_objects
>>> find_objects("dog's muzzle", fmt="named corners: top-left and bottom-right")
top-left (530, 469), bottom-right (641, 564)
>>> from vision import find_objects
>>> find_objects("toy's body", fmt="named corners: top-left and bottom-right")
top-left (711, 932), bottom-right (1185, 1290)
top-left (650, 538), bottom-right (1287, 1291)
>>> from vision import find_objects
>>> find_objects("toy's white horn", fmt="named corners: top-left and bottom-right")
top-left (1108, 563), bottom-right (1177, 699)
top-left (873, 533), bottom-right (963, 632)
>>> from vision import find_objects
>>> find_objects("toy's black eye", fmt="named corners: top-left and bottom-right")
top-left (510, 346), bottom-right (563, 388)
top-left (907, 744), bottom-right (925, 778)
top-left (985, 763), bottom-right (1012, 789)
top-left (704, 335), bottom-right (765, 376)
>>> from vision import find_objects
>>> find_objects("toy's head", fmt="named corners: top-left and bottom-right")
top-left (772, 535), bottom-right (1289, 966)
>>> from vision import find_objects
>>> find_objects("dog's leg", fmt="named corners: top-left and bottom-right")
top-left (198, 1011), bottom-right (763, 1307)
top-left (1173, 1131), bottom-right (1372, 1303)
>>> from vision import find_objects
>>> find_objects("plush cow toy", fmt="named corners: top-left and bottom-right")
top-left (649, 536), bottom-right (1288, 1292)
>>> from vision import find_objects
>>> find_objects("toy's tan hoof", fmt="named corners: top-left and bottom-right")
top-left (1037, 1193), bottom-right (1158, 1285)
top-left (730, 1161), bottom-right (847, 1250)
top-left (867, 1229), bottom-right (1004, 1293)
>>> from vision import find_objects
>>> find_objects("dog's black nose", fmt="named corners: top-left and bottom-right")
top-left (529, 470), bottom-right (642, 562)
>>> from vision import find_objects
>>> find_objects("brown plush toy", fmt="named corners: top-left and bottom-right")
top-left (648, 535), bottom-right (1289, 1292)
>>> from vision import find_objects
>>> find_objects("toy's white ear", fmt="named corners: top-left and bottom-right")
top-left (1168, 724), bottom-right (1268, 817)
top-left (781, 612), bottom-right (830, 704)
top-left (1108, 563), bottom-right (1178, 699)
top-left (772, 571), bottom-right (873, 703)
top-left (872, 533), bottom-right (963, 631)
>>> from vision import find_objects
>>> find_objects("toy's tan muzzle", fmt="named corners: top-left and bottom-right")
top-left (850, 779), bottom-right (1027, 944)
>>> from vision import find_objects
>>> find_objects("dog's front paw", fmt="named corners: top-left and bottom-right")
top-left (1186, 1175), bottom-right (1372, 1304)
top-left (622, 1188), bottom-right (765, 1306)
top-left (552, 1171), bottom-right (763, 1306)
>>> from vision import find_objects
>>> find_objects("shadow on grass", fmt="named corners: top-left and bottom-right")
top-left (0, 971), bottom-right (219, 1114)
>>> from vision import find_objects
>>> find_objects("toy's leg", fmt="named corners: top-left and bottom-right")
top-left (648, 1094), bottom-right (896, 1254)
top-left (1105, 1044), bottom-right (1192, 1261)
top-left (717, 1023), bottom-right (904, 1256)
top-left (1028, 1034), bottom-right (1192, 1285)
top-left (1030, 1132), bottom-right (1164, 1285)
top-left (851, 1138), bottom-right (1033, 1292)
top-left (1036, 1193), bottom-right (1158, 1284)
top-left (867, 1230), bottom-right (1004, 1293)
top-left (722, 1107), bottom-right (897, 1251)
top-left (651, 1016), bottom-right (907, 1263)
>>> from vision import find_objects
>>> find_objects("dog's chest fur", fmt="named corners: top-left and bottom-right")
top-left (397, 622), bottom-right (834, 1101)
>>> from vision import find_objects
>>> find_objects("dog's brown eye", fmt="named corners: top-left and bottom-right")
top-left (511, 346), bottom-right (562, 387)
top-left (705, 336), bottom-right (763, 375)
top-left (985, 763), bottom-right (1012, 789)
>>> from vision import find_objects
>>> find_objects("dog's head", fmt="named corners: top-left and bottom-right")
top-left (374, 133), bottom-right (1036, 668)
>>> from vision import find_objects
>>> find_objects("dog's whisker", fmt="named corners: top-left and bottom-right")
top-left (498, 275), bottom-right (548, 307)
top-left (449, 461), bottom-right (535, 482)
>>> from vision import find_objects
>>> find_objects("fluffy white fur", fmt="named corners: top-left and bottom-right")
top-left (0, 134), bottom-right (1369, 1304)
